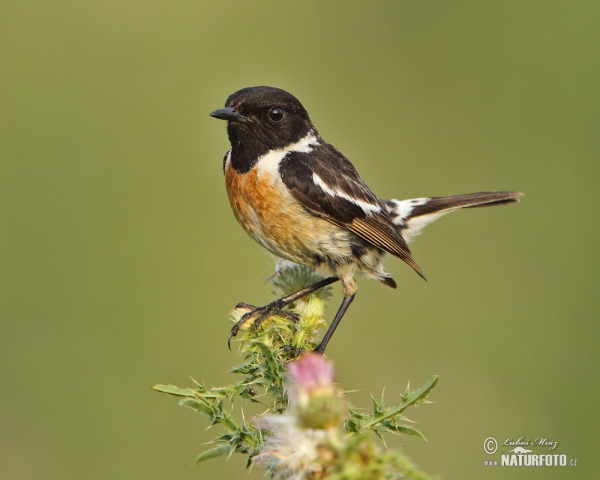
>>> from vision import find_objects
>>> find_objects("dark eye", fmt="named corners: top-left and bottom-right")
top-left (268, 107), bottom-right (284, 122)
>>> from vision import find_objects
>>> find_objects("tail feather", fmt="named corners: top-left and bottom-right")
top-left (386, 191), bottom-right (522, 243)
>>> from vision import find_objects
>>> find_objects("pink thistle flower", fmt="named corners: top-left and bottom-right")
top-left (254, 353), bottom-right (343, 478)
top-left (286, 352), bottom-right (345, 430)
top-left (287, 352), bottom-right (336, 407)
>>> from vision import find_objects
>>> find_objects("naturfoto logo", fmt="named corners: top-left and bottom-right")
top-left (482, 436), bottom-right (577, 468)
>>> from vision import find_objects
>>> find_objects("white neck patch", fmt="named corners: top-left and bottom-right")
top-left (256, 130), bottom-right (319, 178)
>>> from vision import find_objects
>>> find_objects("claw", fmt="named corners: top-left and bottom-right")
top-left (236, 302), bottom-right (256, 310)
top-left (228, 309), bottom-right (254, 349)
top-left (253, 315), bottom-right (265, 330)
top-left (228, 304), bottom-right (256, 349)
top-left (227, 300), bottom-right (299, 349)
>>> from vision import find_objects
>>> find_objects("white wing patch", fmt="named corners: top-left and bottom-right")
top-left (312, 172), bottom-right (381, 214)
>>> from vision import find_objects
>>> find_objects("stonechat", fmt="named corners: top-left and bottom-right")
top-left (210, 86), bottom-right (521, 354)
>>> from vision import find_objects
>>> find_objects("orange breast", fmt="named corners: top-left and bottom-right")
top-left (224, 162), bottom-right (352, 266)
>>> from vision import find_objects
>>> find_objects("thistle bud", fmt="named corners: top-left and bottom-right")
top-left (287, 352), bottom-right (345, 430)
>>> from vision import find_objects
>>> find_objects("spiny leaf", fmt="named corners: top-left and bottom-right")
top-left (217, 409), bottom-right (239, 432)
top-left (151, 384), bottom-right (196, 397)
top-left (363, 375), bottom-right (438, 430)
top-left (381, 424), bottom-right (427, 441)
top-left (194, 445), bottom-right (232, 463)
top-left (179, 398), bottom-right (216, 417)
top-left (372, 428), bottom-right (386, 445)
top-left (371, 395), bottom-right (385, 415)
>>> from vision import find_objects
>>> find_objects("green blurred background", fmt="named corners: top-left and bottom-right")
top-left (1, 1), bottom-right (598, 479)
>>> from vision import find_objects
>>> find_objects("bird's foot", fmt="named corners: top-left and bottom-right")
top-left (228, 301), bottom-right (300, 349)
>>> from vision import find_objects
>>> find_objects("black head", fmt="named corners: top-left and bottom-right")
top-left (210, 87), bottom-right (315, 172)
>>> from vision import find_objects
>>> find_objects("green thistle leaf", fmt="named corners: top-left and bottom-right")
top-left (194, 445), bottom-right (232, 463)
top-left (151, 384), bottom-right (196, 397)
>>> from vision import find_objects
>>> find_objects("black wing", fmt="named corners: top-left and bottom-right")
top-left (279, 144), bottom-right (426, 279)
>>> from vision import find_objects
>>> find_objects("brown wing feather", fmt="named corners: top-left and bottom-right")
top-left (350, 215), bottom-right (426, 280)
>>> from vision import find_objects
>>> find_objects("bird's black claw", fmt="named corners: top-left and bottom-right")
top-left (235, 302), bottom-right (256, 310)
top-left (227, 327), bottom-right (237, 350)
top-left (228, 300), bottom-right (298, 349)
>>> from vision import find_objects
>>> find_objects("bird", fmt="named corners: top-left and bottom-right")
top-left (210, 86), bottom-right (521, 354)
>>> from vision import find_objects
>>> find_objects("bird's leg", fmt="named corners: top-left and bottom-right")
top-left (314, 278), bottom-right (357, 354)
top-left (313, 294), bottom-right (355, 354)
top-left (228, 276), bottom-right (339, 349)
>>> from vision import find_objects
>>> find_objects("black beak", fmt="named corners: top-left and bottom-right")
top-left (209, 107), bottom-right (252, 123)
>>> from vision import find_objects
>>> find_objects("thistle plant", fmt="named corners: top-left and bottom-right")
top-left (153, 264), bottom-right (438, 479)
